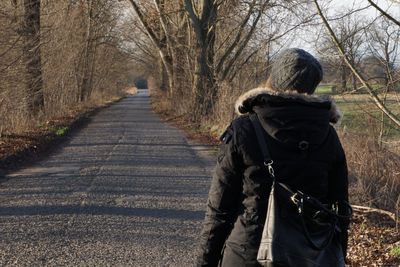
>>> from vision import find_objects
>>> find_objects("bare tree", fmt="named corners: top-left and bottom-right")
top-left (128, 0), bottom-right (178, 96)
top-left (317, 13), bottom-right (366, 92)
top-left (313, 0), bottom-right (400, 128)
top-left (22, 0), bottom-right (44, 115)
top-left (366, 18), bottom-right (400, 91)
top-left (365, 17), bottom-right (400, 145)
top-left (184, 0), bottom-right (219, 116)
top-left (128, 0), bottom-right (272, 116)
top-left (78, 0), bottom-right (95, 101)
top-left (184, 0), bottom-right (277, 116)
top-left (126, 0), bottom-right (319, 118)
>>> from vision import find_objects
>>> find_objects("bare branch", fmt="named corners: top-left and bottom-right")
top-left (184, 0), bottom-right (202, 38)
top-left (127, 0), bottom-right (161, 50)
top-left (314, 0), bottom-right (400, 128)
top-left (215, 0), bottom-right (256, 74)
top-left (367, 0), bottom-right (400, 27)
top-left (220, 2), bottom-right (267, 81)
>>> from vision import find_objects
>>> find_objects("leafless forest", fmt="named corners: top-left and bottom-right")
top-left (1, 0), bottom-right (399, 221)
top-left (0, 0), bottom-right (134, 133)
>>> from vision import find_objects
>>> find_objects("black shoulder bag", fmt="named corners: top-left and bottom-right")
top-left (249, 113), bottom-right (352, 267)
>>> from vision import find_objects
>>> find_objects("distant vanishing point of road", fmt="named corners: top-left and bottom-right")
top-left (0, 89), bottom-right (213, 266)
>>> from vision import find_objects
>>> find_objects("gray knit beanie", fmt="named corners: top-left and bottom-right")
top-left (269, 48), bottom-right (323, 94)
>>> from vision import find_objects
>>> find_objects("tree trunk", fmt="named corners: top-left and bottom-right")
top-left (171, 13), bottom-right (190, 100)
top-left (22, 0), bottom-right (44, 115)
top-left (352, 73), bottom-right (357, 91)
top-left (160, 52), bottom-right (174, 96)
top-left (185, 0), bottom-right (218, 118)
top-left (158, 57), bottom-right (168, 91)
top-left (340, 63), bottom-right (347, 92)
top-left (80, 0), bottom-right (94, 102)
top-left (193, 41), bottom-right (216, 118)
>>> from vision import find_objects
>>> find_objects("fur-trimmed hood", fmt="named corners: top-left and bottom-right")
top-left (235, 87), bottom-right (341, 124)
top-left (234, 87), bottom-right (341, 147)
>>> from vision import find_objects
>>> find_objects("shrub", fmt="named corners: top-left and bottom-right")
top-left (55, 127), bottom-right (69, 137)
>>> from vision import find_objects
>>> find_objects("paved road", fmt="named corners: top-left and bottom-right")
top-left (0, 90), bottom-right (214, 266)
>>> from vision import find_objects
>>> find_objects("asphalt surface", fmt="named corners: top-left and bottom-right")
top-left (0, 89), bottom-right (215, 266)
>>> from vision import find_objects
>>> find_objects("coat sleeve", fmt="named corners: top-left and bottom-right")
top-left (328, 129), bottom-right (350, 260)
top-left (196, 125), bottom-right (244, 267)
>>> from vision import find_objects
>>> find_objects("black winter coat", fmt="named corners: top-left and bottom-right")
top-left (196, 88), bottom-right (349, 267)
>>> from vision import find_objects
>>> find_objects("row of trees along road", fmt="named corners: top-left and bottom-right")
top-left (0, 0), bottom-right (135, 134)
top-left (127, 0), bottom-right (315, 120)
top-left (3, 1), bottom-right (398, 130)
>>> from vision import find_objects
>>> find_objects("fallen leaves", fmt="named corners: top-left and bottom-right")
top-left (348, 210), bottom-right (400, 266)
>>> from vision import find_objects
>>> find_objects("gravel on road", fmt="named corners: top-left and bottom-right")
top-left (0, 90), bottom-right (214, 267)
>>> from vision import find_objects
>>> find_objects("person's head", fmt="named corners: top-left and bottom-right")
top-left (266, 48), bottom-right (323, 94)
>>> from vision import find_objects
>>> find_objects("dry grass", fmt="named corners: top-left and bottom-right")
top-left (125, 87), bottom-right (138, 95)
top-left (340, 131), bottom-right (400, 215)
top-left (148, 88), bottom-right (173, 116)
top-left (199, 82), bottom-right (249, 139)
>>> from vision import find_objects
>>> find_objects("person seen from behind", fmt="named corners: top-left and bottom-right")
top-left (196, 48), bottom-right (350, 267)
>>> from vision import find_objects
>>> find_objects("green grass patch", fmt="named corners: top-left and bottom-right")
top-left (390, 246), bottom-right (400, 258)
top-left (335, 99), bottom-right (400, 140)
top-left (315, 85), bottom-right (333, 94)
top-left (317, 83), bottom-right (400, 95)
top-left (55, 126), bottom-right (69, 137)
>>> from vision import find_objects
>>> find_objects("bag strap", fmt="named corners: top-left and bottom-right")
top-left (249, 113), bottom-right (275, 178)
